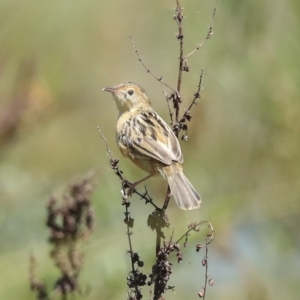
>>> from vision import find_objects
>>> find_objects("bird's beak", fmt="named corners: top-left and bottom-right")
top-left (102, 87), bottom-right (115, 93)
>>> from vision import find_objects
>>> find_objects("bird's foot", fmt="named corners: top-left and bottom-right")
top-left (122, 180), bottom-right (136, 197)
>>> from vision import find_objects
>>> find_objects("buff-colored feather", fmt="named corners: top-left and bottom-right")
top-left (103, 82), bottom-right (201, 210)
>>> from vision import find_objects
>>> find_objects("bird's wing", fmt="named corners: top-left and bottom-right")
top-left (118, 109), bottom-right (183, 165)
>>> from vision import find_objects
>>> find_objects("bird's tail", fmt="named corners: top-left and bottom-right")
top-left (163, 163), bottom-right (201, 210)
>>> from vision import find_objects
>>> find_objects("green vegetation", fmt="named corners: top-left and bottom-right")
top-left (0, 0), bottom-right (299, 299)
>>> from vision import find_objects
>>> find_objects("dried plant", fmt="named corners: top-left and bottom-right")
top-left (29, 172), bottom-right (95, 299)
top-left (99, 1), bottom-right (218, 299)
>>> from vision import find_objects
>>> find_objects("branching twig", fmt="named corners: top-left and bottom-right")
top-left (134, 187), bottom-right (161, 210)
top-left (125, 202), bottom-right (142, 299)
top-left (172, 0), bottom-right (186, 123)
top-left (176, 220), bottom-right (213, 244)
top-left (195, 222), bottom-right (214, 299)
top-left (173, 68), bottom-right (204, 139)
top-left (98, 128), bottom-right (152, 299)
top-left (183, 0), bottom-right (218, 60)
top-left (100, 0), bottom-right (218, 298)
top-left (174, 0), bottom-right (185, 95)
top-left (129, 34), bottom-right (181, 125)
top-left (98, 128), bottom-right (138, 297)
top-left (148, 221), bottom-right (213, 300)
top-left (129, 35), bottom-right (176, 94)
top-left (201, 234), bottom-right (213, 300)
top-left (186, 68), bottom-right (204, 113)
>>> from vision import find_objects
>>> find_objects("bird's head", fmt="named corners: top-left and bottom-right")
top-left (103, 82), bottom-right (150, 113)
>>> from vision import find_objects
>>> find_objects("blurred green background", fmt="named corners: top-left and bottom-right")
top-left (0, 0), bottom-right (299, 299)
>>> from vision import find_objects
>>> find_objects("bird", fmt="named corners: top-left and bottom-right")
top-left (102, 82), bottom-right (201, 210)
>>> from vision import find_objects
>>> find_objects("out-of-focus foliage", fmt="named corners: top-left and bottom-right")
top-left (0, 0), bottom-right (299, 299)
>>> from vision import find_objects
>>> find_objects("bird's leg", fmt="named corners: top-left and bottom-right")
top-left (123, 174), bottom-right (154, 197)
top-left (162, 186), bottom-right (172, 210)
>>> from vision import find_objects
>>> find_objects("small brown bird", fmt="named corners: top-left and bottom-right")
top-left (103, 82), bottom-right (201, 210)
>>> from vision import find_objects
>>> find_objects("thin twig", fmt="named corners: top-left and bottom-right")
top-left (134, 188), bottom-right (161, 210)
top-left (98, 128), bottom-right (143, 298)
top-left (126, 223), bottom-right (141, 298)
top-left (172, 69), bottom-right (204, 138)
top-left (164, 90), bottom-right (174, 125)
top-left (174, 0), bottom-right (184, 94)
top-left (153, 230), bottom-right (162, 300)
top-left (97, 127), bottom-right (114, 162)
top-left (175, 221), bottom-right (214, 245)
top-left (202, 236), bottom-right (210, 300)
top-left (183, 0), bottom-right (218, 60)
top-left (129, 35), bottom-right (176, 93)
top-left (186, 68), bottom-right (204, 113)
top-left (192, 222), bottom-right (214, 299)
top-left (152, 188), bottom-right (171, 297)
top-left (171, 0), bottom-right (186, 123)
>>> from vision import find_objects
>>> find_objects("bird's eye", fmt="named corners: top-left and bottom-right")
top-left (128, 89), bottom-right (134, 96)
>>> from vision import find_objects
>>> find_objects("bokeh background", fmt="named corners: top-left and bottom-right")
top-left (0, 0), bottom-right (299, 299)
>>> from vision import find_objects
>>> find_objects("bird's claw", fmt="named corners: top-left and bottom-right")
top-left (122, 180), bottom-right (136, 197)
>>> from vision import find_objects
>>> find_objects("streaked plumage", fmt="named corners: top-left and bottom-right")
top-left (103, 82), bottom-right (201, 210)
